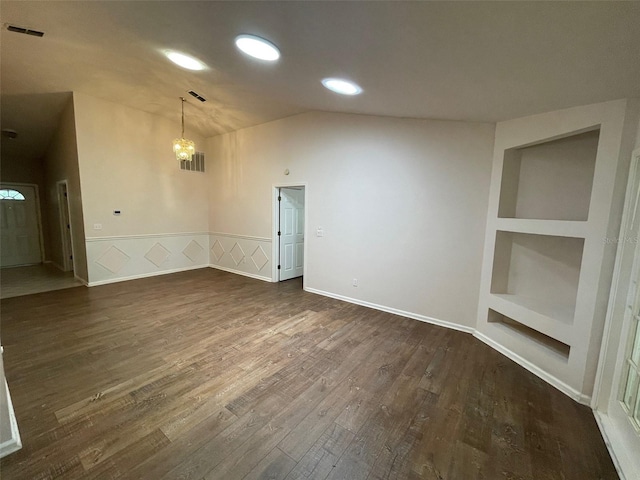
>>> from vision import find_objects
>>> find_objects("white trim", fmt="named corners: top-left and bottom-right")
top-left (74, 275), bottom-right (89, 286)
top-left (209, 232), bottom-right (271, 242)
top-left (593, 147), bottom-right (640, 409)
top-left (272, 183), bottom-right (309, 286)
top-left (473, 331), bottom-right (591, 405)
top-left (304, 286), bottom-right (475, 335)
top-left (86, 231), bottom-right (211, 242)
top-left (0, 379), bottom-right (22, 459)
top-left (209, 264), bottom-right (272, 283)
top-left (594, 411), bottom-right (632, 480)
top-left (87, 264), bottom-right (207, 287)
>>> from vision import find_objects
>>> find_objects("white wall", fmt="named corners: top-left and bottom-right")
top-left (72, 93), bottom-right (210, 285)
top-left (43, 97), bottom-right (88, 281)
top-left (207, 112), bottom-right (495, 329)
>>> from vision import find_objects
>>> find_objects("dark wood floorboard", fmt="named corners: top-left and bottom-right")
top-left (0, 268), bottom-right (617, 479)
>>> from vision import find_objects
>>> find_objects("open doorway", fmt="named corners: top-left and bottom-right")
top-left (273, 185), bottom-right (306, 284)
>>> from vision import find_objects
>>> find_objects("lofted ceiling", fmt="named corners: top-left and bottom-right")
top-left (1, 1), bottom-right (639, 162)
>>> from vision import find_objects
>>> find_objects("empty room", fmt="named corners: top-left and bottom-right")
top-left (1, 1), bottom-right (640, 479)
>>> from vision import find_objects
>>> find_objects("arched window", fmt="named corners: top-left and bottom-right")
top-left (0, 189), bottom-right (26, 201)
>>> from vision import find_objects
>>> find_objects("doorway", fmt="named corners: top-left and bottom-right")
top-left (275, 186), bottom-right (305, 282)
top-left (57, 181), bottom-right (74, 272)
top-left (0, 183), bottom-right (43, 267)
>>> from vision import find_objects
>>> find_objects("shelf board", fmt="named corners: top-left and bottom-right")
top-left (494, 218), bottom-right (588, 238)
top-left (488, 293), bottom-right (574, 345)
top-left (487, 309), bottom-right (571, 361)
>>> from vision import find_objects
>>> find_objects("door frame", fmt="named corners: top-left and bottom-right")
top-left (593, 147), bottom-right (640, 479)
top-left (272, 183), bottom-right (307, 286)
top-left (0, 182), bottom-right (45, 266)
top-left (56, 180), bottom-right (75, 272)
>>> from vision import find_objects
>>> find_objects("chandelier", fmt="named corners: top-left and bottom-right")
top-left (172, 97), bottom-right (195, 161)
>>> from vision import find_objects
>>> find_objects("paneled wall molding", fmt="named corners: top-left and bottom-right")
top-left (86, 231), bottom-right (210, 242)
top-left (208, 232), bottom-right (271, 242)
top-left (209, 232), bottom-right (273, 281)
top-left (86, 233), bottom-right (210, 285)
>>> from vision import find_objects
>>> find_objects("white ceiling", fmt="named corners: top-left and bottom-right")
top-left (1, 1), bottom-right (639, 162)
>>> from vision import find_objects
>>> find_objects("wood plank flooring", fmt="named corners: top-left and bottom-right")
top-left (0, 268), bottom-right (617, 479)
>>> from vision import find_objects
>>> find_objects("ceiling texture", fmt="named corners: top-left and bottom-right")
top-left (1, 1), bottom-right (639, 162)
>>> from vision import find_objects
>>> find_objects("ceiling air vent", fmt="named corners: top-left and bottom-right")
top-left (188, 91), bottom-right (206, 102)
top-left (7, 25), bottom-right (44, 37)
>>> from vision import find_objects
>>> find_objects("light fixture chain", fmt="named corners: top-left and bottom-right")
top-left (181, 97), bottom-right (185, 138)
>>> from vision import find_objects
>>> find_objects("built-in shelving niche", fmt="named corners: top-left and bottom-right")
top-left (490, 231), bottom-right (584, 324)
top-left (488, 309), bottom-right (571, 361)
top-left (498, 128), bottom-right (600, 221)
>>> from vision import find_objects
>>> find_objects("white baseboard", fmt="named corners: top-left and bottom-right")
top-left (87, 265), bottom-right (208, 287)
top-left (593, 411), bottom-right (634, 480)
top-left (473, 331), bottom-right (591, 405)
top-left (0, 379), bottom-right (22, 459)
top-left (303, 287), bottom-right (475, 334)
top-left (209, 265), bottom-right (272, 283)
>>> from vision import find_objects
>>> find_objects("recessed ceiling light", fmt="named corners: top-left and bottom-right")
top-left (321, 78), bottom-right (362, 96)
top-left (235, 34), bottom-right (280, 61)
top-left (164, 51), bottom-right (206, 71)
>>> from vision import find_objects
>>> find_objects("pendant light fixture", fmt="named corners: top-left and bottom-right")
top-left (172, 97), bottom-right (195, 161)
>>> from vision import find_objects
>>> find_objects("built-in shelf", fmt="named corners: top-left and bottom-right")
top-left (494, 218), bottom-right (588, 238)
top-left (491, 231), bottom-right (584, 322)
top-left (489, 293), bottom-right (573, 342)
top-left (498, 129), bottom-right (599, 221)
top-left (488, 309), bottom-right (571, 361)
top-left (478, 100), bottom-right (638, 399)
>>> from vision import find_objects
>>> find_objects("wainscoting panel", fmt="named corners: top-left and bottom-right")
top-left (86, 233), bottom-right (210, 286)
top-left (209, 233), bottom-right (272, 282)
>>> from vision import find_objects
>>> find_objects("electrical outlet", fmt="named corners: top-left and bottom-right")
top-left (352, 278), bottom-right (358, 287)
top-left (93, 223), bottom-right (102, 230)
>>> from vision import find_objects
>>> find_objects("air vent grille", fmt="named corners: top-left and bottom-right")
top-left (7, 25), bottom-right (44, 37)
top-left (188, 91), bottom-right (206, 102)
top-left (181, 152), bottom-right (205, 173)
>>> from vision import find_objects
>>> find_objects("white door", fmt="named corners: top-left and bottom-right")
top-left (279, 187), bottom-right (304, 281)
top-left (0, 184), bottom-right (42, 267)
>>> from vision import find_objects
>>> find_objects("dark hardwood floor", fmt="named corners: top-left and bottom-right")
top-left (0, 268), bottom-right (617, 479)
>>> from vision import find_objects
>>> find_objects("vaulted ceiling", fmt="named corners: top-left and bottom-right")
top-left (2, 1), bottom-right (639, 162)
